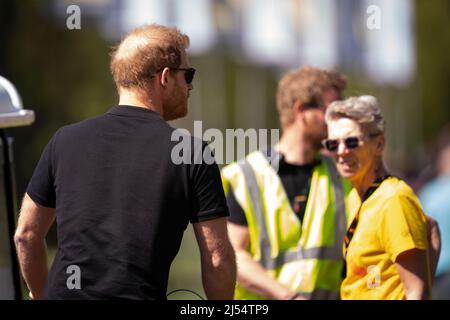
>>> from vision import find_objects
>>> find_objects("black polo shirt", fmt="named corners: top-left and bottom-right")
top-left (27, 105), bottom-right (229, 300)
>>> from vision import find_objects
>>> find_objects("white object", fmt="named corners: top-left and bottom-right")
top-left (0, 76), bottom-right (34, 128)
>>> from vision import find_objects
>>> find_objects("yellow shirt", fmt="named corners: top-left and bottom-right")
top-left (341, 177), bottom-right (430, 300)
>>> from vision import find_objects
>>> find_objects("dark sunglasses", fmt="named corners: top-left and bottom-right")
top-left (322, 136), bottom-right (361, 152)
top-left (171, 67), bottom-right (196, 84)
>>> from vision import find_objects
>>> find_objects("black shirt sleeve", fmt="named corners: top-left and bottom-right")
top-left (189, 142), bottom-right (229, 223)
top-left (26, 133), bottom-right (57, 208)
top-left (226, 185), bottom-right (248, 226)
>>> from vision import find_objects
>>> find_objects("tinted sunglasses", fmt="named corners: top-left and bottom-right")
top-left (171, 67), bottom-right (196, 84)
top-left (322, 136), bottom-right (361, 152)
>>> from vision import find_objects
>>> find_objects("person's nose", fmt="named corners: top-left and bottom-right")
top-left (336, 140), bottom-right (349, 156)
top-left (188, 83), bottom-right (193, 91)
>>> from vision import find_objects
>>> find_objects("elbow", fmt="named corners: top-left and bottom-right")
top-left (211, 242), bottom-right (236, 271)
top-left (203, 242), bottom-right (237, 282)
top-left (404, 287), bottom-right (429, 300)
top-left (403, 279), bottom-right (429, 300)
top-left (14, 228), bottom-right (40, 250)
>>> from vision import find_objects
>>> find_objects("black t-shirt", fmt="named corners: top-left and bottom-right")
top-left (27, 105), bottom-right (229, 300)
top-left (227, 155), bottom-right (317, 225)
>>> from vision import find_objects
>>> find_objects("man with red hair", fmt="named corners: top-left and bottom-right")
top-left (15, 24), bottom-right (236, 300)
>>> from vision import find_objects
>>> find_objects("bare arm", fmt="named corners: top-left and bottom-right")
top-left (228, 222), bottom-right (302, 300)
top-left (425, 215), bottom-right (441, 279)
top-left (14, 193), bottom-right (55, 299)
top-left (193, 217), bottom-right (236, 300)
top-left (395, 249), bottom-right (430, 300)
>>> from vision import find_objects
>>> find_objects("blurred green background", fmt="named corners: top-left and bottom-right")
top-left (1, 0), bottom-right (450, 299)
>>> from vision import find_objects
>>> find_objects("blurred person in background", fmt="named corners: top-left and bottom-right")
top-left (420, 124), bottom-right (450, 299)
top-left (325, 95), bottom-right (431, 299)
top-left (14, 24), bottom-right (236, 300)
top-left (222, 67), bottom-right (351, 300)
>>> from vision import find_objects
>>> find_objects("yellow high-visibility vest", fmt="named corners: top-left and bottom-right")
top-left (222, 149), bottom-right (352, 299)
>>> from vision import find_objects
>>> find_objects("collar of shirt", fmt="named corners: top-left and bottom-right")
top-left (276, 150), bottom-right (322, 171)
top-left (107, 105), bottom-right (164, 121)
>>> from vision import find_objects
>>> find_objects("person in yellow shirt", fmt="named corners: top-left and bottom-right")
top-left (324, 95), bottom-right (432, 299)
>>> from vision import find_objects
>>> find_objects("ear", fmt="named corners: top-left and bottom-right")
top-left (292, 101), bottom-right (306, 123)
top-left (160, 67), bottom-right (170, 87)
top-left (375, 134), bottom-right (385, 155)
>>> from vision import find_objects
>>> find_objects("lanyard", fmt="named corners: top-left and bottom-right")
top-left (343, 175), bottom-right (390, 258)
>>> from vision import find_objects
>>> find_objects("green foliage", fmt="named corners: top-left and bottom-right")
top-left (1, 1), bottom-right (116, 199)
top-left (415, 0), bottom-right (450, 142)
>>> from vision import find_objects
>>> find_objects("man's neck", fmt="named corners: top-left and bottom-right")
top-left (118, 89), bottom-right (163, 115)
top-left (275, 125), bottom-right (317, 165)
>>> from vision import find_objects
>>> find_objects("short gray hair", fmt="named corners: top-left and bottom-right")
top-left (325, 95), bottom-right (385, 135)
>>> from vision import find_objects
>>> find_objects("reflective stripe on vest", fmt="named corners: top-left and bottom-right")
top-left (237, 150), bottom-right (346, 270)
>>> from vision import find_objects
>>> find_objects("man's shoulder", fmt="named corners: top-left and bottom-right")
top-left (55, 111), bottom-right (176, 140)
top-left (56, 114), bottom-right (107, 134)
top-left (221, 150), bottom-right (278, 188)
top-left (222, 150), bottom-right (264, 171)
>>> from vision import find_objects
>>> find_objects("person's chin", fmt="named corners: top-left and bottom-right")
top-left (337, 165), bottom-right (357, 179)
